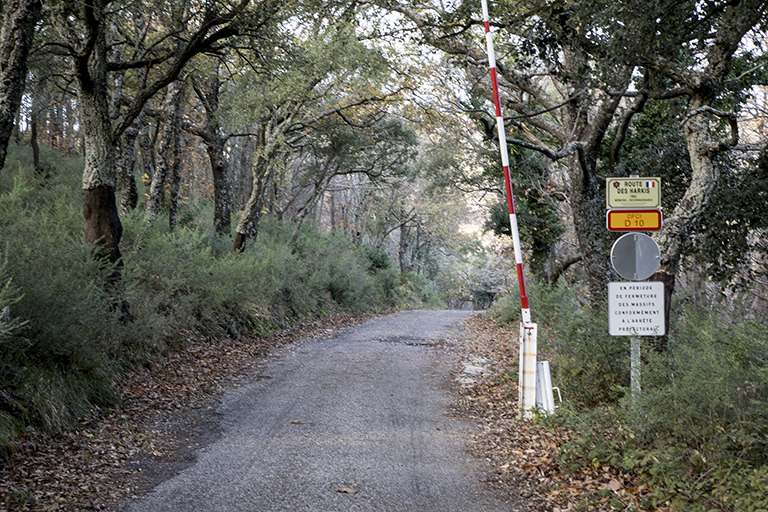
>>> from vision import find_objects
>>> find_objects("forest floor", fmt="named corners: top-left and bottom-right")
top-left (0, 312), bottom-right (654, 512)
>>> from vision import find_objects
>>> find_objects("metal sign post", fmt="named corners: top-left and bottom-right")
top-left (480, 0), bottom-right (538, 419)
top-left (606, 176), bottom-right (663, 400)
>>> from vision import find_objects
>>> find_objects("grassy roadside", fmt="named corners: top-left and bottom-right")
top-left (0, 143), bottom-right (444, 470)
top-left (459, 297), bottom-right (768, 512)
top-left (459, 314), bottom-right (645, 512)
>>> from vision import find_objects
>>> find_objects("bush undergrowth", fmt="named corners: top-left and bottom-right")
top-left (0, 142), bottom-right (443, 455)
top-left (492, 280), bottom-right (768, 511)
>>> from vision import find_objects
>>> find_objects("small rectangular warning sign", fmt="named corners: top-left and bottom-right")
top-left (606, 209), bottom-right (662, 231)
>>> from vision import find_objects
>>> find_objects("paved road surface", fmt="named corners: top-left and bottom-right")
top-left (121, 310), bottom-right (520, 511)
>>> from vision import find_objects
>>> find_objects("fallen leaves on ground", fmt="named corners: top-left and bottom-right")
top-left (2, 311), bottom-right (658, 511)
top-left (458, 314), bottom-right (657, 511)
top-left (0, 314), bottom-right (363, 511)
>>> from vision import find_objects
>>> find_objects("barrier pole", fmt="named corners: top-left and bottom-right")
top-left (480, 0), bottom-right (537, 418)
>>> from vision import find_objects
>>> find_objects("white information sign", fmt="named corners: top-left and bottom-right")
top-left (606, 177), bottom-right (661, 209)
top-left (608, 282), bottom-right (665, 336)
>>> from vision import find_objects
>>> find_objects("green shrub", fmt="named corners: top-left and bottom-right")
top-left (627, 304), bottom-right (768, 467)
top-left (292, 225), bottom-right (378, 311)
top-left (0, 260), bottom-right (27, 447)
top-left (491, 281), bottom-right (628, 404)
top-left (536, 292), bottom-right (768, 512)
top-left (363, 245), bottom-right (392, 272)
top-left (0, 177), bottom-right (125, 448)
top-left (397, 272), bottom-right (445, 309)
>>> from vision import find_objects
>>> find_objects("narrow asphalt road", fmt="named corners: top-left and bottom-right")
top-left (120, 310), bottom-right (520, 511)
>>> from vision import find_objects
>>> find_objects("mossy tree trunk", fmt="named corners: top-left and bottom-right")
top-left (187, 75), bottom-right (232, 235)
top-left (0, 0), bottom-right (41, 171)
top-left (234, 151), bottom-right (273, 252)
top-left (145, 81), bottom-right (185, 224)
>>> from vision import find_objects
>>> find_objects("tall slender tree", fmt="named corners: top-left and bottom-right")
top-left (145, 80), bottom-right (185, 224)
top-left (186, 68), bottom-right (234, 235)
top-left (0, 0), bottom-right (41, 170)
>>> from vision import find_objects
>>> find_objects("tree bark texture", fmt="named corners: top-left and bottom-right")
top-left (30, 113), bottom-right (39, 170)
top-left (234, 156), bottom-right (272, 252)
top-left (398, 221), bottom-right (410, 274)
top-left (168, 121), bottom-right (185, 231)
top-left (210, 141), bottom-right (232, 234)
top-left (84, 185), bottom-right (123, 263)
top-left (71, 2), bottom-right (123, 260)
top-left (189, 76), bottom-right (232, 234)
top-left (233, 109), bottom-right (299, 252)
top-left (145, 81), bottom-right (184, 224)
top-left (139, 122), bottom-right (157, 186)
top-left (117, 119), bottom-right (140, 213)
top-left (0, 0), bottom-right (41, 170)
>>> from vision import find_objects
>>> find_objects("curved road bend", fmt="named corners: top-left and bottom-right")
top-left (121, 310), bottom-right (522, 512)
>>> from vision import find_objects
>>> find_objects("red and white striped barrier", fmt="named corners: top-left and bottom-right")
top-left (480, 0), bottom-right (538, 418)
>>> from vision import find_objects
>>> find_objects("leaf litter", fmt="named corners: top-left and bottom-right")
top-left (456, 314), bottom-right (666, 512)
top-left (0, 314), bottom-right (363, 511)
top-left (1, 312), bottom-right (665, 511)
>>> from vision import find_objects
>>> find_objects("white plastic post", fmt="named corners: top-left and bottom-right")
top-left (519, 323), bottom-right (538, 418)
top-left (535, 360), bottom-right (556, 413)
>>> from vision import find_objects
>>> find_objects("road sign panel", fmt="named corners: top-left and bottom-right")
top-left (606, 177), bottom-right (661, 209)
top-left (607, 209), bottom-right (662, 231)
top-left (609, 282), bottom-right (665, 336)
top-left (611, 232), bottom-right (661, 281)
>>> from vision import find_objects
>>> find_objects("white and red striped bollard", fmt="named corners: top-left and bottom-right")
top-left (480, 0), bottom-right (538, 418)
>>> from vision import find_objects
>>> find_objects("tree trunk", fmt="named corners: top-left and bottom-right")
top-left (329, 191), bottom-right (336, 231)
top-left (398, 221), bottom-right (410, 274)
top-left (145, 81), bottom-right (183, 224)
top-left (110, 46), bottom-right (139, 214)
top-left (168, 120), bottom-right (185, 231)
top-left (30, 114), bottom-right (39, 170)
top-left (569, 170), bottom-right (613, 305)
top-left (189, 76), bottom-right (232, 235)
top-left (139, 121), bottom-right (156, 187)
top-left (81, 117), bottom-right (121, 265)
top-left (117, 119), bottom-right (140, 213)
top-left (209, 139), bottom-right (232, 234)
top-left (0, 0), bottom-right (41, 170)
top-left (84, 185), bottom-right (123, 263)
top-left (234, 155), bottom-right (272, 252)
top-left (651, 93), bottom-right (726, 338)
top-left (71, 0), bottom-right (130, 321)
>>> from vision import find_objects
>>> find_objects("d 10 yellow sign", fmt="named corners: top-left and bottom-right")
top-left (606, 209), bottom-right (662, 231)
top-left (606, 177), bottom-right (660, 209)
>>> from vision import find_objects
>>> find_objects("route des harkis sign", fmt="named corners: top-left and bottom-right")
top-left (606, 177), bottom-right (661, 209)
top-left (608, 282), bottom-right (665, 336)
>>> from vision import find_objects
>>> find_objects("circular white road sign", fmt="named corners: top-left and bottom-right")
top-left (610, 232), bottom-right (661, 281)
